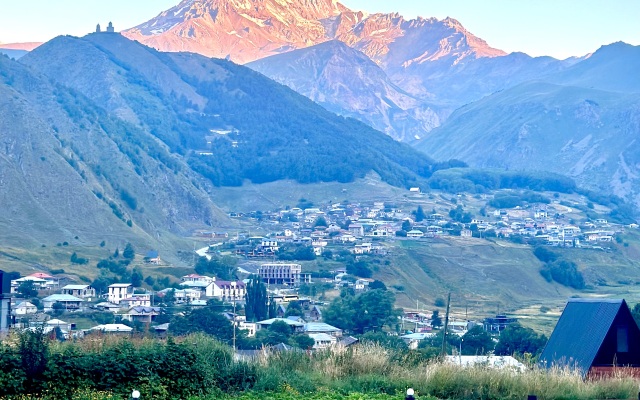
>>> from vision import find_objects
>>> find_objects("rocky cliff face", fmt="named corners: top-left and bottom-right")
top-left (123, 0), bottom-right (504, 66)
top-left (249, 40), bottom-right (443, 141)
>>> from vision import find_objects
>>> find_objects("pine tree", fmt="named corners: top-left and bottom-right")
top-left (245, 275), bottom-right (269, 322)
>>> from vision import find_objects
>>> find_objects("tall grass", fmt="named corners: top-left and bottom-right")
top-left (249, 343), bottom-right (639, 400)
top-left (3, 335), bottom-right (638, 399)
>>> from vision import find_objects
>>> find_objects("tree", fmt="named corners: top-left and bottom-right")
top-left (19, 329), bottom-right (49, 391)
top-left (401, 220), bottom-right (412, 232)
top-left (324, 289), bottom-right (399, 334)
top-left (169, 307), bottom-right (236, 345)
top-left (494, 324), bottom-right (547, 357)
top-left (52, 302), bottom-right (65, 317)
top-left (70, 252), bottom-right (88, 265)
top-left (194, 256), bottom-right (237, 280)
top-left (431, 310), bottom-right (442, 328)
top-left (413, 206), bottom-right (426, 222)
top-left (284, 301), bottom-right (303, 317)
top-left (122, 243), bottom-right (135, 260)
top-left (346, 260), bottom-right (372, 278)
top-left (461, 326), bottom-right (494, 355)
top-left (131, 268), bottom-right (143, 287)
top-left (269, 320), bottom-right (292, 336)
top-left (290, 334), bottom-right (315, 350)
top-left (369, 280), bottom-right (387, 291)
top-left (163, 289), bottom-right (176, 306)
top-left (359, 331), bottom-right (407, 350)
top-left (632, 303), bottom-right (640, 328)
top-left (113, 248), bottom-right (120, 258)
top-left (17, 281), bottom-right (38, 298)
top-left (245, 275), bottom-right (269, 322)
top-left (314, 216), bottom-right (328, 227)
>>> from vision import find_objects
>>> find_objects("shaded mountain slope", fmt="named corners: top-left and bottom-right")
top-left (0, 53), bottom-right (228, 247)
top-left (546, 42), bottom-right (640, 93)
top-left (418, 80), bottom-right (640, 206)
top-left (22, 33), bottom-right (446, 188)
top-left (248, 40), bottom-right (443, 141)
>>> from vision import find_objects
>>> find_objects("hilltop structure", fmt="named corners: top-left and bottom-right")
top-left (95, 22), bottom-right (115, 33)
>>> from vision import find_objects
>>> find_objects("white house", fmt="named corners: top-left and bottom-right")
top-left (308, 333), bottom-right (335, 349)
top-left (206, 280), bottom-right (246, 301)
top-left (108, 283), bottom-right (133, 304)
top-left (119, 295), bottom-right (151, 308)
top-left (61, 284), bottom-right (96, 300)
top-left (13, 301), bottom-right (37, 315)
top-left (407, 229), bottom-right (425, 238)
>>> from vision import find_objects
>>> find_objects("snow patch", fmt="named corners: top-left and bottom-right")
top-left (240, 13), bottom-right (266, 27)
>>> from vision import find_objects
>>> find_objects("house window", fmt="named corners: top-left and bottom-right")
top-left (617, 327), bottom-right (629, 353)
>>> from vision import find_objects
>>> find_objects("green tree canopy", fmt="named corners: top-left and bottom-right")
top-left (194, 256), bottom-right (237, 280)
top-left (431, 310), bottom-right (442, 328)
top-left (122, 243), bottom-right (135, 260)
top-left (169, 306), bottom-right (236, 345)
top-left (324, 289), bottom-right (400, 334)
top-left (461, 326), bottom-right (495, 355)
top-left (494, 324), bottom-right (547, 357)
top-left (17, 280), bottom-right (38, 298)
top-left (284, 301), bottom-right (303, 317)
top-left (245, 275), bottom-right (269, 322)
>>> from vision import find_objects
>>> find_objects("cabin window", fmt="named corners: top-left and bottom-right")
top-left (617, 327), bottom-right (629, 353)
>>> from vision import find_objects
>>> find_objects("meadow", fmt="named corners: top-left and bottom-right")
top-left (1, 333), bottom-right (638, 400)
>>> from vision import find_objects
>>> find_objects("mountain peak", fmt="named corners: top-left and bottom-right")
top-left (122, 0), bottom-right (505, 65)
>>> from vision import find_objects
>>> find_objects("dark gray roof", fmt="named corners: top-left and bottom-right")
top-left (539, 298), bottom-right (626, 374)
top-left (339, 336), bottom-right (359, 347)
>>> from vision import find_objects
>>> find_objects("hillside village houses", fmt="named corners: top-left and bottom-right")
top-left (220, 198), bottom-right (626, 262)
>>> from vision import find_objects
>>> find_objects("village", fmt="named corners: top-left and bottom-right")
top-left (2, 191), bottom-right (634, 350)
top-left (4, 266), bottom-right (514, 350)
top-left (202, 193), bottom-right (629, 259)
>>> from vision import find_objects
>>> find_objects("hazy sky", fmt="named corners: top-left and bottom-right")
top-left (1, 0), bottom-right (638, 58)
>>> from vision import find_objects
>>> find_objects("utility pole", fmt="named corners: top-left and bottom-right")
top-left (232, 300), bottom-right (237, 352)
top-left (440, 292), bottom-right (451, 357)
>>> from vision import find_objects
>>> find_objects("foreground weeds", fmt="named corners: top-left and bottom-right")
top-left (1, 335), bottom-right (637, 399)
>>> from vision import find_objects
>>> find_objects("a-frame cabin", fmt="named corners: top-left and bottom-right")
top-left (539, 298), bottom-right (640, 378)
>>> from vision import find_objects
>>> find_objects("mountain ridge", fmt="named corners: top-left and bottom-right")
top-left (123, 0), bottom-right (504, 66)
top-left (417, 42), bottom-right (640, 207)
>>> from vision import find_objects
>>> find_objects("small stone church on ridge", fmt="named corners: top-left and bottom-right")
top-left (95, 22), bottom-right (115, 33)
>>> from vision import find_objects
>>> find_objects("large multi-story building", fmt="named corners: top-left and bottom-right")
top-left (258, 263), bottom-right (309, 286)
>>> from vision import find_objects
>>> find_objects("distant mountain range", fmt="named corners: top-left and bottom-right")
top-left (418, 42), bottom-right (640, 207)
top-left (121, 0), bottom-right (580, 144)
top-left (122, 0), bottom-right (504, 66)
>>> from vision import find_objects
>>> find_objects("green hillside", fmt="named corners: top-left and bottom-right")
top-left (21, 33), bottom-right (450, 189)
top-left (0, 52), bottom-right (228, 260)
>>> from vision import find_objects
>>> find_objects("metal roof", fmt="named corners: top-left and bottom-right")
top-left (42, 294), bottom-right (84, 302)
top-left (304, 322), bottom-right (341, 333)
top-left (538, 298), bottom-right (627, 375)
top-left (62, 284), bottom-right (91, 290)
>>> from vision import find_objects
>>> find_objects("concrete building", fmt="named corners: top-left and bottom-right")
top-left (108, 283), bottom-right (133, 304)
top-left (259, 263), bottom-right (308, 285)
